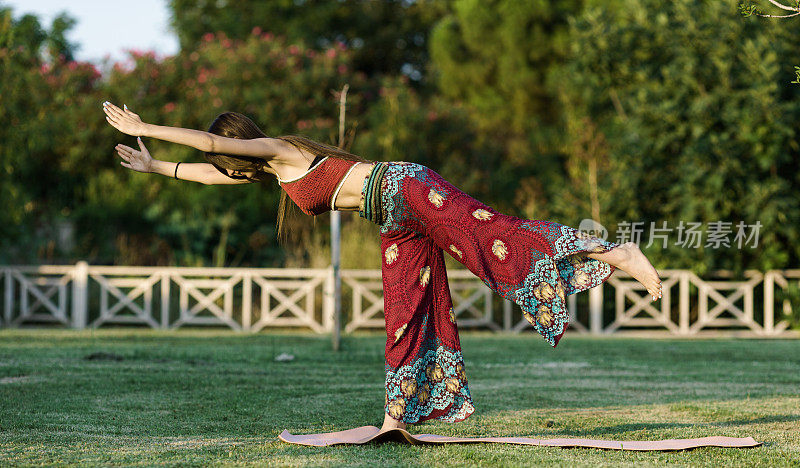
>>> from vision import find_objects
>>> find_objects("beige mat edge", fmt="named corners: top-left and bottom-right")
top-left (278, 425), bottom-right (761, 451)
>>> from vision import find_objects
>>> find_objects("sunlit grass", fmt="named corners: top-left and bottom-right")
top-left (0, 329), bottom-right (798, 466)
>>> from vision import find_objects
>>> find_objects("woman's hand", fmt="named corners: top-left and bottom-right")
top-left (116, 137), bottom-right (154, 173)
top-left (103, 101), bottom-right (148, 137)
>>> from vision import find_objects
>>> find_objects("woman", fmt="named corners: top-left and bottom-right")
top-left (103, 101), bottom-right (662, 431)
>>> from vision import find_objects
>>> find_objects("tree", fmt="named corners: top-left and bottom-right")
top-left (554, 0), bottom-right (800, 273)
top-left (426, 0), bottom-right (597, 220)
top-left (739, 1), bottom-right (800, 84)
top-left (168, 0), bottom-right (448, 86)
top-left (429, 0), bottom-right (583, 159)
top-left (0, 5), bottom-right (375, 267)
top-left (739, 0), bottom-right (800, 19)
top-left (0, 8), bottom-right (99, 262)
top-left (88, 30), bottom-right (371, 267)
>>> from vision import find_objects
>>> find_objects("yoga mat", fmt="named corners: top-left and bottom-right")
top-left (279, 425), bottom-right (761, 451)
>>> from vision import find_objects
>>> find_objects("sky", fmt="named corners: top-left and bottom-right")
top-left (3, 0), bottom-right (179, 63)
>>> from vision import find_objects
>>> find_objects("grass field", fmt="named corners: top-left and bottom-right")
top-left (0, 329), bottom-right (798, 467)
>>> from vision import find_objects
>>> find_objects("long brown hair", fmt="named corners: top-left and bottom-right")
top-left (204, 112), bottom-right (365, 241)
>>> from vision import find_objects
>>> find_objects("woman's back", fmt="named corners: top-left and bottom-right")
top-left (277, 156), bottom-right (364, 215)
top-left (269, 138), bottom-right (374, 213)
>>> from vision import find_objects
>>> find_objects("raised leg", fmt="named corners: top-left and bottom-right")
top-left (388, 164), bottom-right (619, 346)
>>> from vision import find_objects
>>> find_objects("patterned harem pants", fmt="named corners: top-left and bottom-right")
top-left (358, 162), bottom-right (618, 424)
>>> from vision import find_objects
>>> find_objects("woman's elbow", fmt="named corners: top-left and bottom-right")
top-left (202, 133), bottom-right (217, 153)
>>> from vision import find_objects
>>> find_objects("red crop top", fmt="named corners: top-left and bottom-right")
top-left (278, 157), bottom-right (362, 215)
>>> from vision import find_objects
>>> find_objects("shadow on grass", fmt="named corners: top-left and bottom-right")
top-left (719, 414), bottom-right (800, 427)
top-left (556, 414), bottom-right (800, 437)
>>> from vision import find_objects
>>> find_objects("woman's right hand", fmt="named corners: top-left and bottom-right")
top-left (116, 137), bottom-right (154, 173)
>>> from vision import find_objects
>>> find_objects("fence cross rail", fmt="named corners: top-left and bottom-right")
top-left (1, 264), bottom-right (797, 336)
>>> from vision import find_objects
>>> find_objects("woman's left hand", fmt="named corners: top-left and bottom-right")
top-left (103, 101), bottom-right (149, 137)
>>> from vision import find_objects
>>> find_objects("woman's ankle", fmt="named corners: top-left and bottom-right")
top-left (586, 242), bottom-right (632, 268)
top-left (381, 413), bottom-right (407, 430)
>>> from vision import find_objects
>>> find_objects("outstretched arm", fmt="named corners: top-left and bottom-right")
top-left (102, 101), bottom-right (283, 159)
top-left (116, 138), bottom-right (254, 185)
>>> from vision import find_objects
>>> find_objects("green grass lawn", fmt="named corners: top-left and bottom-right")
top-left (0, 329), bottom-right (798, 467)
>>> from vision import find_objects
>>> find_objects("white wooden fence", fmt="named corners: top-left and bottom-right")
top-left (1, 263), bottom-right (798, 336)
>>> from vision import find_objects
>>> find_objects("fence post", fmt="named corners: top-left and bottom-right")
top-left (503, 300), bottom-right (511, 332)
top-left (3, 268), bottom-right (11, 326)
top-left (763, 271), bottom-right (774, 335)
top-left (160, 271), bottom-right (170, 329)
top-left (589, 284), bottom-right (603, 334)
top-left (71, 261), bottom-right (89, 329)
top-left (242, 272), bottom-right (252, 332)
top-left (323, 267), bottom-right (336, 338)
top-left (679, 272), bottom-right (690, 334)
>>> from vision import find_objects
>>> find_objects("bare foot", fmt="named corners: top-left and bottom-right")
top-left (587, 242), bottom-right (662, 300)
top-left (380, 412), bottom-right (407, 431)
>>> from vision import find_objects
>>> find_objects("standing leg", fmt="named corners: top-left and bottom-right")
top-left (379, 227), bottom-right (474, 427)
